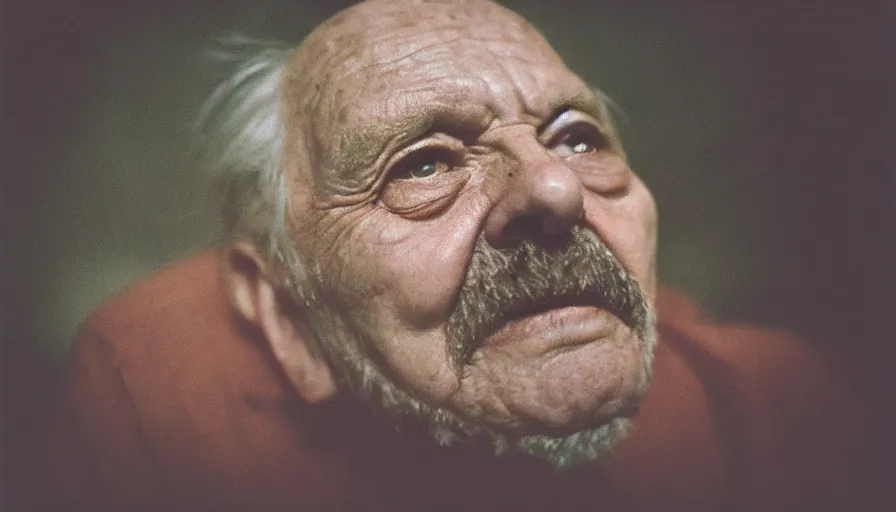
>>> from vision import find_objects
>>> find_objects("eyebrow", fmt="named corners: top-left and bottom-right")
top-left (324, 82), bottom-right (606, 184)
top-left (325, 88), bottom-right (487, 173)
top-left (537, 88), bottom-right (607, 134)
top-left (324, 100), bottom-right (450, 178)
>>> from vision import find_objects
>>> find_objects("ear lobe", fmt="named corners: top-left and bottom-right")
top-left (223, 242), bottom-right (338, 404)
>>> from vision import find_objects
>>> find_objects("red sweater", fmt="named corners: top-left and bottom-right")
top-left (47, 250), bottom-right (862, 511)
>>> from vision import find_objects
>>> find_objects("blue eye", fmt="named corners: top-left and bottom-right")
top-left (411, 162), bottom-right (440, 178)
top-left (391, 147), bottom-right (457, 180)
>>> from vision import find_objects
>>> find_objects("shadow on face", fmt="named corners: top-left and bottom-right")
top-left (273, 0), bottom-right (659, 464)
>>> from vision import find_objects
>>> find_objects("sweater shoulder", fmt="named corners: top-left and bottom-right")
top-left (83, 250), bottom-right (228, 344)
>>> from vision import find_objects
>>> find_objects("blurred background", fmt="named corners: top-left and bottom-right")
top-left (3, 0), bottom-right (893, 508)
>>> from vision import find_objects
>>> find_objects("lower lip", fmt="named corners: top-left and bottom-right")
top-left (482, 305), bottom-right (613, 352)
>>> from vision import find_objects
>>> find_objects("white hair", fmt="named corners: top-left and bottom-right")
top-left (195, 36), bottom-right (293, 266)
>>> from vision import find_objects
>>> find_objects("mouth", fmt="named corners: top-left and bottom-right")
top-left (479, 293), bottom-right (618, 354)
top-left (446, 226), bottom-right (649, 366)
top-left (504, 291), bottom-right (619, 323)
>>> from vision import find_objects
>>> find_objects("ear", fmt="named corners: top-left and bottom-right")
top-left (223, 241), bottom-right (338, 404)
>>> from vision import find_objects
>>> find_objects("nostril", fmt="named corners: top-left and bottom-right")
top-left (501, 215), bottom-right (576, 249)
top-left (501, 215), bottom-right (540, 246)
top-left (484, 157), bottom-right (585, 248)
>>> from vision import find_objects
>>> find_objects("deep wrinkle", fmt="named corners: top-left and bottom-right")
top-left (314, 77), bottom-right (603, 196)
top-left (276, 0), bottom-right (659, 467)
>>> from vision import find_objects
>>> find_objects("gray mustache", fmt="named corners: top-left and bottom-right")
top-left (446, 226), bottom-right (649, 366)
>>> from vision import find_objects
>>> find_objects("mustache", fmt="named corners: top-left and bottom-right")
top-left (445, 226), bottom-right (649, 365)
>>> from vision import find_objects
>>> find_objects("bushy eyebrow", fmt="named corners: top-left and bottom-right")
top-left (319, 82), bottom-right (613, 192)
top-left (314, 91), bottom-right (470, 197)
top-left (322, 85), bottom-right (487, 176)
top-left (537, 88), bottom-right (607, 135)
top-left (322, 94), bottom-right (460, 180)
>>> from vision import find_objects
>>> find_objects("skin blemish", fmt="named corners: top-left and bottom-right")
top-left (277, 0), bottom-right (659, 467)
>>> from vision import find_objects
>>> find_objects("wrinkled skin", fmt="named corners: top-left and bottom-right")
top-left (280, 0), bottom-right (658, 439)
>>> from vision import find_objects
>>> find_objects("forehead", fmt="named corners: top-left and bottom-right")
top-left (342, 30), bottom-right (583, 117)
top-left (284, 0), bottom-right (595, 178)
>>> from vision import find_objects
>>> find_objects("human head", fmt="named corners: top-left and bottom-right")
top-left (211, 0), bottom-right (659, 467)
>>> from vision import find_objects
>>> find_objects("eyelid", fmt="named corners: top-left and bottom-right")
top-left (383, 134), bottom-right (465, 181)
top-left (539, 109), bottom-right (605, 146)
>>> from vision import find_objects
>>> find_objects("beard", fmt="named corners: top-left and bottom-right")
top-left (285, 225), bottom-right (655, 468)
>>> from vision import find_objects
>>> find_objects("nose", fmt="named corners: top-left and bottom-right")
top-left (484, 152), bottom-right (585, 248)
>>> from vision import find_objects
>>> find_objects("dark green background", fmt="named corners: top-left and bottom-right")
top-left (4, 0), bottom-right (893, 508)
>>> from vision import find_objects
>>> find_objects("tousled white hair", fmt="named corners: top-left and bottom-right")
top-left (195, 36), bottom-right (293, 266)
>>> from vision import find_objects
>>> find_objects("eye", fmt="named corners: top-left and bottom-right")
top-left (572, 141), bottom-right (594, 154)
top-left (390, 147), bottom-right (457, 180)
top-left (379, 145), bottom-right (471, 219)
top-left (412, 162), bottom-right (440, 178)
top-left (550, 123), bottom-right (607, 157)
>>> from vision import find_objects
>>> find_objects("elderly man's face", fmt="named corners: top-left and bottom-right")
top-left (280, 0), bottom-right (657, 454)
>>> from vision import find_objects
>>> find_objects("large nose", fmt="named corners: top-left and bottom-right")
top-left (484, 150), bottom-right (585, 248)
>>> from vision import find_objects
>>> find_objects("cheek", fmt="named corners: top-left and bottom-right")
top-left (312, 198), bottom-right (489, 402)
top-left (583, 179), bottom-right (658, 300)
top-left (304, 195), bottom-right (488, 351)
top-left (360, 198), bottom-right (487, 328)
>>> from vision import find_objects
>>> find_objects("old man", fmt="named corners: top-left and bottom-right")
top-left (48, 0), bottom-right (861, 510)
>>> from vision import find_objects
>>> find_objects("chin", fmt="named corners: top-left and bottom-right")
top-left (462, 320), bottom-right (655, 468)
top-left (317, 303), bottom-right (656, 469)
top-left (451, 312), bottom-right (655, 430)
